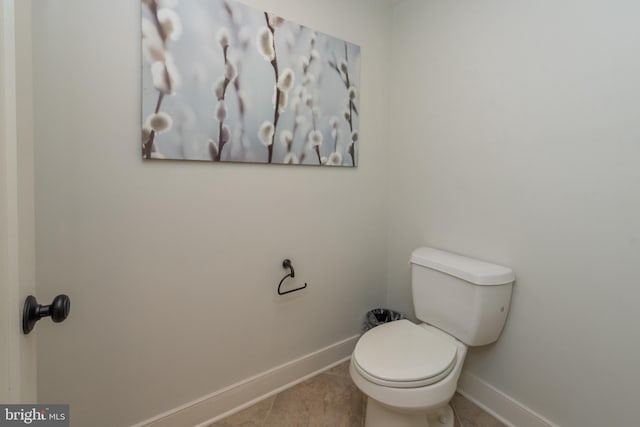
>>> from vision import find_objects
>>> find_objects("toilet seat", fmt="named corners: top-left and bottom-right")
top-left (353, 320), bottom-right (457, 388)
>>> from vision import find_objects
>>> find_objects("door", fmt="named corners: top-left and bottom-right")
top-left (0, 0), bottom-right (37, 403)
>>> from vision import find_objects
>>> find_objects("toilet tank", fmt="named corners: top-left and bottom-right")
top-left (410, 247), bottom-right (514, 346)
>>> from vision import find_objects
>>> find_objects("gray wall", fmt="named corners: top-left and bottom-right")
top-left (387, 1), bottom-right (640, 426)
top-left (32, 0), bottom-right (391, 425)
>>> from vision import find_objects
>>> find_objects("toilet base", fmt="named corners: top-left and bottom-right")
top-left (364, 398), bottom-right (454, 427)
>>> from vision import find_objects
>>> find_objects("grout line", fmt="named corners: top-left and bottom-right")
top-left (260, 394), bottom-right (277, 427)
top-left (323, 371), bottom-right (346, 378)
top-left (361, 397), bottom-right (366, 427)
top-left (322, 359), bottom-right (351, 378)
top-left (451, 400), bottom-right (464, 427)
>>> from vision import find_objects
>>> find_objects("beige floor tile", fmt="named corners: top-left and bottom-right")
top-left (324, 360), bottom-right (351, 378)
top-left (209, 396), bottom-right (276, 427)
top-left (212, 366), bottom-right (501, 427)
top-left (451, 393), bottom-right (506, 427)
top-left (263, 373), bottom-right (363, 427)
top-left (308, 374), bottom-right (363, 427)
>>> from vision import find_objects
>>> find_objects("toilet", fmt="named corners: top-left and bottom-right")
top-left (350, 247), bottom-right (514, 427)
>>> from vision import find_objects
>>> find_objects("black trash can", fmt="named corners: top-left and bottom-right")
top-left (363, 308), bottom-right (406, 332)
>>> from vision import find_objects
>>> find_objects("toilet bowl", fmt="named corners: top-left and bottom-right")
top-left (350, 247), bottom-right (514, 427)
top-left (350, 320), bottom-right (467, 427)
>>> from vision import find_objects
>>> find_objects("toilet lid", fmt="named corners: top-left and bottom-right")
top-left (353, 320), bottom-right (457, 388)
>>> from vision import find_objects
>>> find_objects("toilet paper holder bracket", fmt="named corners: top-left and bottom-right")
top-left (278, 259), bottom-right (307, 295)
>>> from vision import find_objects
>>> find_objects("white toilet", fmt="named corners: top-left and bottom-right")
top-left (350, 247), bottom-right (514, 427)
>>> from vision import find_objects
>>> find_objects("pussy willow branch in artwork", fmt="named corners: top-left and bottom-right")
top-left (141, 0), bottom-right (360, 167)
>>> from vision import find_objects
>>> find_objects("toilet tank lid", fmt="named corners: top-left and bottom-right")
top-left (410, 247), bottom-right (515, 285)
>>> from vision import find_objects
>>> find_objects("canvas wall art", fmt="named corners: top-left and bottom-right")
top-left (141, 0), bottom-right (361, 166)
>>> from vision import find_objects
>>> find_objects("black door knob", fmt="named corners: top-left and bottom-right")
top-left (22, 294), bottom-right (70, 334)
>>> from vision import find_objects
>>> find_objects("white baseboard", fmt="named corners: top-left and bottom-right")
top-left (457, 373), bottom-right (559, 427)
top-left (132, 335), bottom-right (359, 427)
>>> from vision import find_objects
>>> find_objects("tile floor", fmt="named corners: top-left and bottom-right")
top-left (210, 361), bottom-right (505, 427)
